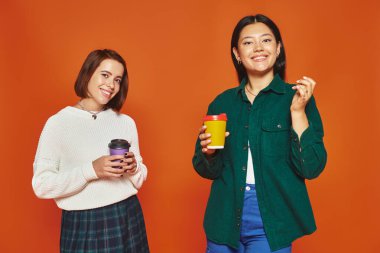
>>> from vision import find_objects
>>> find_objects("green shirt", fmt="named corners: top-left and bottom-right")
top-left (192, 74), bottom-right (327, 251)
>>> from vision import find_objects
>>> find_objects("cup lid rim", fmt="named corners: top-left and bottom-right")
top-left (204, 113), bottom-right (227, 121)
top-left (108, 139), bottom-right (130, 149)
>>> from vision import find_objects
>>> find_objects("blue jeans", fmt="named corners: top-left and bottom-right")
top-left (206, 184), bottom-right (292, 253)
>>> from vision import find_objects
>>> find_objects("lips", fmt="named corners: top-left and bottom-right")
top-left (100, 88), bottom-right (113, 98)
top-left (252, 55), bottom-right (268, 61)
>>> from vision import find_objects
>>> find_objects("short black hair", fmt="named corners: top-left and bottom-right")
top-left (231, 14), bottom-right (286, 83)
top-left (74, 49), bottom-right (128, 111)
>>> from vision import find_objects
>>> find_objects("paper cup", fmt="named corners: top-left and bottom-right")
top-left (109, 139), bottom-right (130, 168)
top-left (204, 113), bottom-right (227, 149)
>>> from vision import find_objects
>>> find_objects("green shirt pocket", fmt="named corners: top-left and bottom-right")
top-left (261, 118), bottom-right (291, 157)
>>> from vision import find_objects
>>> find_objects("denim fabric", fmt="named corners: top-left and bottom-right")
top-left (206, 185), bottom-right (292, 253)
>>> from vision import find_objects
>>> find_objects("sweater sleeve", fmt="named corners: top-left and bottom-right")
top-left (289, 96), bottom-right (327, 179)
top-left (126, 118), bottom-right (147, 190)
top-left (32, 118), bottom-right (98, 199)
top-left (192, 100), bottom-right (224, 180)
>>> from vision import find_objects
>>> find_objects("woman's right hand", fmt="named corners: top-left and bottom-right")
top-left (92, 155), bottom-right (128, 178)
top-left (198, 125), bottom-right (229, 156)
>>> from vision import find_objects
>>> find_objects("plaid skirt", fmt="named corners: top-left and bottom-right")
top-left (60, 195), bottom-right (149, 253)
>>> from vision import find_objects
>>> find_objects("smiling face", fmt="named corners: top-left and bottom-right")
top-left (233, 22), bottom-right (281, 77)
top-left (86, 59), bottom-right (124, 108)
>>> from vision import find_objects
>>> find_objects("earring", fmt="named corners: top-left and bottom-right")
top-left (237, 59), bottom-right (241, 65)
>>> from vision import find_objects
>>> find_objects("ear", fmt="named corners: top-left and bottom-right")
top-left (232, 47), bottom-right (240, 62)
top-left (276, 42), bottom-right (281, 57)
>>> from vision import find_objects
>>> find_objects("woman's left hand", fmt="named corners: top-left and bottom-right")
top-left (291, 76), bottom-right (316, 112)
top-left (123, 152), bottom-right (138, 174)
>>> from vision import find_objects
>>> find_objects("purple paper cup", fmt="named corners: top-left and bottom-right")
top-left (109, 139), bottom-right (130, 168)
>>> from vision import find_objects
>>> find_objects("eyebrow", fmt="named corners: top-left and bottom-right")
top-left (100, 70), bottom-right (122, 78)
top-left (242, 33), bottom-right (274, 39)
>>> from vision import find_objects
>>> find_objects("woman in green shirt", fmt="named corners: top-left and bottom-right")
top-left (193, 14), bottom-right (327, 253)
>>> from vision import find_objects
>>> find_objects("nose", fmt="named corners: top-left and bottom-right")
top-left (253, 41), bottom-right (263, 52)
top-left (105, 79), bottom-right (115, 89)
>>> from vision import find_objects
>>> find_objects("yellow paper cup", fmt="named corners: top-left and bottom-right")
top-left (204, 113), bottom-right (228, 149)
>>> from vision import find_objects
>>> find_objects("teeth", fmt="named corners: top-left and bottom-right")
top-left (101, 89), bottom-right (111, 96)
top-left (254, 56), bottom-right (266, 60)
top-left (100, 89), bottom-right (111, 97)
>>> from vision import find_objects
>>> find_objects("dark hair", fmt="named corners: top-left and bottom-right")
top-left (74, 49), bottom-right (128, 111)
top-left (231, 14), bottom-right (286, 83)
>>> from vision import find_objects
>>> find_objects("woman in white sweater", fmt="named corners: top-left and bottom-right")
top-left (32, 49), bottom-right (149, 253)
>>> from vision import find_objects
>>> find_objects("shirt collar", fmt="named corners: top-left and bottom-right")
top-left (236, 74), bottom-right (286, 95)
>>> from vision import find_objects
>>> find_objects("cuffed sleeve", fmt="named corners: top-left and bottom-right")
top-left (33, 161), bottom-right (96, 199)
top-left (81, 161), bottom-right (99, 181)
top-left (192, 100), bottom-right (224, 180)
top-left (193, 142), bottom-right (224, 179)
top-left (290, 96), bottom-right (327, 179)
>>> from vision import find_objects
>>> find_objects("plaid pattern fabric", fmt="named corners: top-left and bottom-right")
top-left (60, 195), bottom-right (149, 253)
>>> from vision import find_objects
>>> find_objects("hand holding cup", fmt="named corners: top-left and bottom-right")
top-left (92, 155), bottom-right (129, 178)
top-left (123, 152), bottom-right (138, 174)
top-left (199, 113), bottom-right (229, 156)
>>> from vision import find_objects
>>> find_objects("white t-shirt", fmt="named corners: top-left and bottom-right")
top-left (246, 141), bottom-right (255, 184)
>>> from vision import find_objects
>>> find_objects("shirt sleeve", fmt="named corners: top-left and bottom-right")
top-left (192, 100), bottom-right (224, 180)
top-left (290, 96), bottom-right (327, 179)
top-left (125, 118), bottom-right (148, 190)
top-left (32, 118), bottom-right (98, 199)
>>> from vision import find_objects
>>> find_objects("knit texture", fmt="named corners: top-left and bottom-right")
top-left (32, 106), bottom-right (148, 210)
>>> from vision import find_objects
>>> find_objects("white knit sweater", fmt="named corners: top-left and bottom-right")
top-left (32, 106), bottom-right (148, 211)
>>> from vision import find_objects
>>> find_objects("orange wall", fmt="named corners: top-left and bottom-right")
top-left (1, 0), bottom-right (379, 252)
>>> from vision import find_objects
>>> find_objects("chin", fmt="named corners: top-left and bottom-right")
top-left (94, 98), bottom-right (110, 106)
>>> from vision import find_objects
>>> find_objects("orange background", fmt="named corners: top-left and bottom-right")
top-left (1, 0), bottom-right (379, 252)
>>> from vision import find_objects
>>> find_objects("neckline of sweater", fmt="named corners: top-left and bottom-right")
top-left (63, 106), bottom-right (114, 119)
